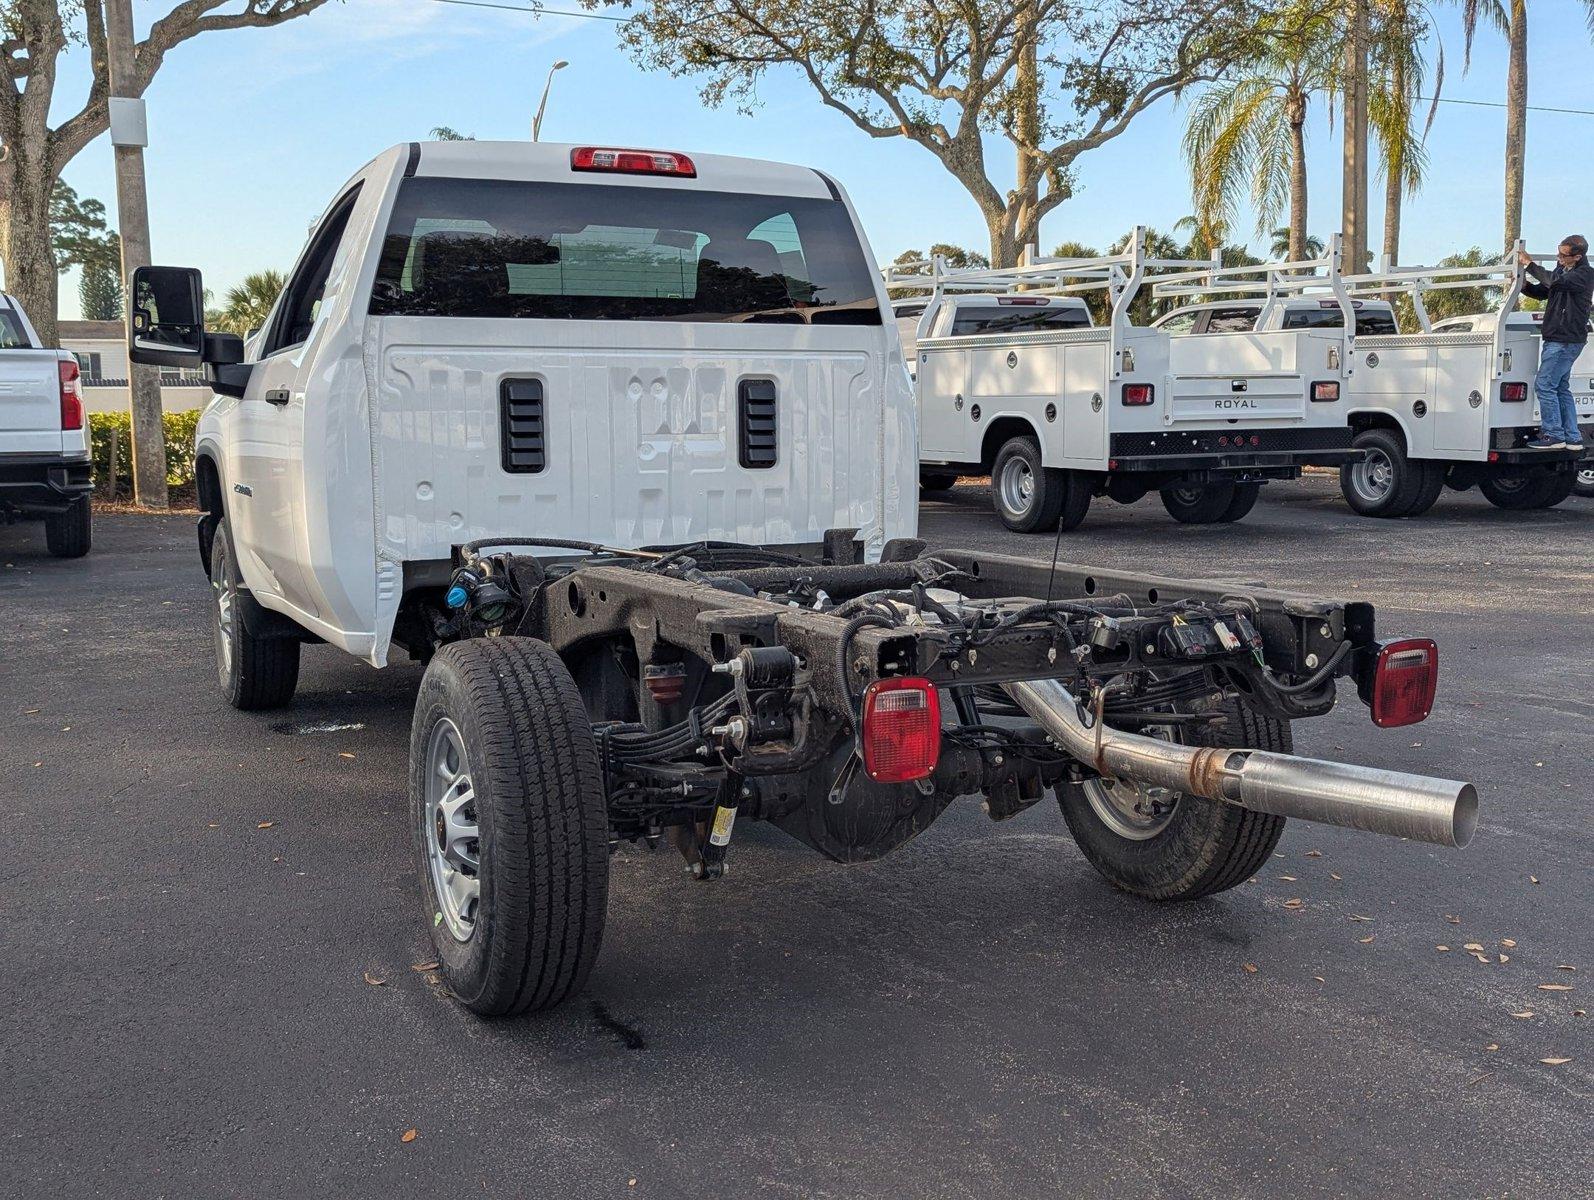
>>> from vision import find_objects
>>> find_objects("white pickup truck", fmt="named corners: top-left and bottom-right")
top-left (1151, 253), bottom-right (1588, 515)
top-left (0, 293), bottom-right (93, 555)
top-left (127, 141), bottom-right (1478, 1018)
top-left (889, 237), bottom-right (1360, 532)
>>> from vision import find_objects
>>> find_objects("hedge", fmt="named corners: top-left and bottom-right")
top-left (89, 409), bottom-right (202, 489)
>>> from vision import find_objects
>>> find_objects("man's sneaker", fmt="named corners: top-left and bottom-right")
top-left (1526, 435), bottom-right (1567, 449)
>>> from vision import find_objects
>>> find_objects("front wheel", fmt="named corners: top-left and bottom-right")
top-left (210, 517), bottom-right (300, 710)
top-left (1058, 696), bottom-right (1290, 901)
top-left (990, 436), bottom-right (1091, 533)
top-left (410, 637), bottom-right (610, 1016)
top-left (44, 496), bottom-right (92, 558)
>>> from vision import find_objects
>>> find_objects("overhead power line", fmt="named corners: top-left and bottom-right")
top-left (418, 0), bottom-right (1594, 118)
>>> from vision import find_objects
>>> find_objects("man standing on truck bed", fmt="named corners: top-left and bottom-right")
top-left (1520, 237), bottom-right (1593, 449)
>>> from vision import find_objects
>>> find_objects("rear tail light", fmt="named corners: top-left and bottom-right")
top-left (1121, 383), bottom-right (1155, 406)
top-left (59, 359), bottom-right (83, 431)
top-left (1368, 637), bottom-right (1439, 728)
top-left (570, 146), bottom-right (696, 177)
top-left (1312, 381), bottom-right (1340, 402)
top-left (1501, 382), bottom-right (1527, 402)
top-left (860, 678), bottom-right (941, 783)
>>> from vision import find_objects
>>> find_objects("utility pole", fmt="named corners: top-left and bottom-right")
top-left (106, 0), bottom-right (169, 509)
top-left (1341, 0), bottom-right (1370, 274)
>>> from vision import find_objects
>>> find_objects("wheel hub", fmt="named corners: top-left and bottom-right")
top-left (1081, 723), bottom-right (1182, 839)
top-left (1352, 448), bottom-right (1393, 501)
top-left (423, 717), bottom-right (481, 942)
top-left (999, 457), bottom-right (1035, 515)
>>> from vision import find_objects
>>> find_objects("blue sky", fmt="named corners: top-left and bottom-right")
top-left (49, 0), bottom-right (1594, 318)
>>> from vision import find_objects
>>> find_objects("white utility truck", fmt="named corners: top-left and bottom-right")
top-left (129, 141), bottom-right (1478, 1018)
top-left (1150, 250), bottom-right (1587, 516)
top-left (0, 293), bottom-right (93, 556)
top-left (888, 235), bottom-right (1361, 532)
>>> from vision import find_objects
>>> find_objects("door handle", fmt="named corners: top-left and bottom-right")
top-left (263, 389), bottom-right (291, 406)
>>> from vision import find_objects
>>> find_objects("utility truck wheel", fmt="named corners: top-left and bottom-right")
top-left (44, 496), bottom-right (92, 558)
top-left (920, 471), bottom-right (958, 493)
top-left (1532, 469), bottom-right (1577, 509)
top-left (1480, 470), bottom-right (1558, 510)
top-left (210, 517), bottom-right (299, 710)
top-left (991, 437), bottom-right (1090, 533)
top-left (1218, 482), bottom-right (1262, 523)
top-left (1159, 482), bottom-right (1242, 524)
top-left (1057, 696), bottom-right (1290, 901)
top-left (410, 637), bottom-right (609, 1017)
top-left (1404, 463), bottom-right (1447, 518)
top-left (1575, 464), bottom-right (1594, 498)
top-left (1339, 429), bottom-right (1428, 517)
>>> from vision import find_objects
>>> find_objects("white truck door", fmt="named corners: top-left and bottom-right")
top-left (228, 187), bottom-right (363, 616)
top-left (1431, 342), bottom-right (1490, 454)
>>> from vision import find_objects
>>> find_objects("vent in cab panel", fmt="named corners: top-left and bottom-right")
top-left (738, 379), bottom-right (778, 468)
top-left (500, 378), bottom-right (546, 473)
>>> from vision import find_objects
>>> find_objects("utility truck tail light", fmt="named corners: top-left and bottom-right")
top-left (1121, 383), bottom-right (1155, 406)
top-left (1312, 381), bottom-right (1340, 402)
top-left (570, 146), bottom-right (697, 178)
top-left (860, 678), bottom-right (941, 783)
top-left (1501, 382), bottom-right (1527, 402)
top-left (59, 359), bottom-right (83, 431)
top-left (1368, 638), bottom-right (1439, 728)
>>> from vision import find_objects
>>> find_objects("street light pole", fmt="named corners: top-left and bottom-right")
top-left (532, 60), bottom-right (569, 142)
top-left (106, 0), bottom-right (169, 509)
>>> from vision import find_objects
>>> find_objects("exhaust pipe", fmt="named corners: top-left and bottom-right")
top-left (1003, 678), bottom-right (1478, 848)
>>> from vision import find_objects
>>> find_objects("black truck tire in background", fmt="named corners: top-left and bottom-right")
top-left (1479, 468), bottom-right (1569, 510)
top-left (1575, 463), bottom-right (1594, 498)
top-left (210, 517), bottom-right (300, 710)
top-left (1057, 696), bottom-right (1290, 901)
top-left (410, 637), bottom-right (609, 1016)
top-left (1528, 468), bottom-right (1577, 509)
top-left (920, 471), bottom-right (958, 492)
top-left (44, 495), bottom-right (92, 558)
top-left (1159, 481), bottom-right (1249, 525)
top-left (991, 436), bottom-right (1091, 533)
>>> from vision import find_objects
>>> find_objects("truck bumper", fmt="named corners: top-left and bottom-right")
top-left (0, 455), bottom-right (94, 514)
top-left (1107, 428), bottom-right (1360, 478)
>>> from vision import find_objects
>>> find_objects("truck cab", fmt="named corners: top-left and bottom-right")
top-left (0, 293), bottom-right (93, 556)
top-left (891, 236), bottom-right (1358, 533)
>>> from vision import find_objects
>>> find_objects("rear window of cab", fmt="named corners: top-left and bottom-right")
top-left (370, 177), bottom-right (882, 325)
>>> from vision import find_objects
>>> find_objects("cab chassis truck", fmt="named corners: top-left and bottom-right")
top-left (888, 235), bottom-right (1362, 532)
top-left (126, 141), bottom-right (1477, 1017)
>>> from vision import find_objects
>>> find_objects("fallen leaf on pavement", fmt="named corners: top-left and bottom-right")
top-left (1283, 898), bottom-right (1304, 910)
top-left (1305, 850), bottom-right (1323, 857)
top-left (1279, 875), bottom-right (1298, 882)
top-left (339, 752), bottom-right (356, 759)
top-left (1485, 1044), bottom-right (1499, 1052)
top-left (1530, 876), bottom-right (1541, 885)
top-left (363, 971), bottom-right (386, 986)
top-left (1445, 915), bottom-right (1461, 925)
top-left (1499, 955), bottom-right (1509, 963)
top-left (1539, 1058), bottom-right (1571, 1066)
top-left (1436, 945), bottom-right (1451, 952)
top-left (1500, 938), bottom-right (1516, 947)
top-left (1463, 942), bottom-right (1484, 951)
top-left (1359, 935), bottom-right (1375, 944)
top-left (1242, 963), bottom-right (1258, 974)
top-left (1556, 965), bottom-right (1577, 972)
top-left (1349, 915), bottom-right (1374, 922)
top-left (401, 1128), bottom-right (418, 1143)
top-left (22, 708), bottom-right (39, 715)
top-left (1329, 873), bottom-right (1342, 881)
top-left (256, 821), bottom-right (274, 829)
top-left (1313, 975), bottom-right (1325, 982)
top-left (1511, 1010), bottom-right (1534, 1018)
top-left (1539, 983), bottom-right (1573, 991)
top-left (410, 961), bottom-right (440, 972)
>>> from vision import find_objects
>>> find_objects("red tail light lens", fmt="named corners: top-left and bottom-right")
top-left (1121, 383), bottom-right (1155, 406)
top-left (571, 147), bottom-right (697, 177)
top-left (860, 677), bottom-right (941, 783)
top-left (1312, 381), bottom-right (1340, 402)
top-left (59, 358), bottom-right (83, 431)
top-left (1370, 638), bottom-right (1438, 728)
top-left (1501, 382), bottom-right (1527, 402)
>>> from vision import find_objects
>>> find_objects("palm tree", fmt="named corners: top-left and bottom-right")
top-left (1182, 2), bottom-right (1339, 264)
top-left (430, 126), bottom-right (475, 141)
top-left (1269, 228), bottom-right (1325, 259)
top-left (213, 270), bottom-right (286, 337)
top-left (1369, 0), bottom-right (1440, 267)
top-left (1457, 1), bottom-right (1594, 251)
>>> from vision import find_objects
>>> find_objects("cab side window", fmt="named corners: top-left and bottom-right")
top-left (1158, 311), bottom-right (1199, 334)
top-left (264, 185), bottom-right (363, 356)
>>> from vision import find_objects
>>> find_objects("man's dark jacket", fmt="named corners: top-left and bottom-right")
top-left (1522, 256), bottom-right (1594, 344)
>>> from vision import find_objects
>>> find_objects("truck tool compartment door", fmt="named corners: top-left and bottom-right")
top-left (365, 173), bottom-right (890, 566)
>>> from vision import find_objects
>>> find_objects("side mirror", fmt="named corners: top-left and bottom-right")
top-left (129, 265), bottom-right (205, 367)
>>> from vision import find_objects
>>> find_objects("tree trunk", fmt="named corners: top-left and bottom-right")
top-left (0, 158), bottom-right (62, 349)
top-left (1341, 0), bottom-right (1370, 272)
top-left (1000, 0), bottom-right (1041, 270)
top-left (1287, 90), bottom-right (1309, 263)
top-left (1502, 0), bottom-right (1527, 251)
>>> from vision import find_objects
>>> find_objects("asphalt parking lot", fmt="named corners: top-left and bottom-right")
top-left (3, 476), bottom-right (1590, 1199)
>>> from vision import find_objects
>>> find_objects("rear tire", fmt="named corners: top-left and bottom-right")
top-left (210, 516), bottom-right (300, 710)
top-left (1479, 470), bottom-right (1558, 510)
top-left (920, 471), bottom-right (958, 493)
top-left (1575, 464), bottom-right (1594, 499)
top-left (410, 637), bottom-right (609, 1016)
top-left (1530, 469), bottom-right (1577, 509)
top-left (1058, 696), bottom-right (1290, 901)
top-left (1404, 461), bottom-right (1447, 517)
top-left (44, 496), bottom-right (92, 558)
top-left (1339, 428), bottom-right (1428, 517)
top-left (1160, 481), bottom-right (1244, 524)
top-left (991, 437), bottom-right (1090, 533)
top-left (1219, 482), bottom-right (1262, 523)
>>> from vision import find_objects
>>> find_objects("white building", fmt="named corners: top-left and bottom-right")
top-left (58, 319), bottom-right (210, 414)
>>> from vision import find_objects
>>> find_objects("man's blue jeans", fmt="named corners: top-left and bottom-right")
top-left (1535, 340), bottom-right (1583, 443)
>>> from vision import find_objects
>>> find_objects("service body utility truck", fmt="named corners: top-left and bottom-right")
top-left (0, 293), bottom-right (93, 556)
top-left (131, 142), bottom-right (1477, 1017)
top-left (1150, 252), bottom-right (1589, 516)
top-left (887, 239), bottom-right (1361, 533)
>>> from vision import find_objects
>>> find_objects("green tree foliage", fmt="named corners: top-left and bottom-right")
top-left (430, 126), bottom-right (475, 140)
top-left (79, 261), bottom-right (122, 321)
top-left (211, 270), bottom-right (286, 336)
top-left (51, 181), bottom-right (123, 321)
top-left (612, 0), bottom-right (1267, 266)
